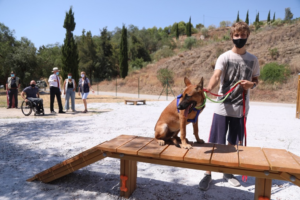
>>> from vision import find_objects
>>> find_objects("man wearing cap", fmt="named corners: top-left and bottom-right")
top-left (48, 67), bottom-right (65, 114)
top-left (6, 71), bottom-right (20, 109)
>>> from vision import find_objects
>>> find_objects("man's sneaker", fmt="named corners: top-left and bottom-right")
top-left (223, 173), bottom-right (241, 187)
top-left (199, 173), bottom-right (212, 191)
top-left (51, 111), bottom-right (56, 114)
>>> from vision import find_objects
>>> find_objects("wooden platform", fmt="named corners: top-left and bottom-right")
top-left (124, 99), bottom-right (146, 105)
top-left (28, 135), bottom-right (300, 200)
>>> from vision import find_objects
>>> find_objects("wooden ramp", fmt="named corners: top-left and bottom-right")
top-left (28, 135), bottom-right (300, 200)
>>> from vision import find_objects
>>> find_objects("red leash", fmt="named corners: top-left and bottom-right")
top-left (204, 83), bottom-right (248, 182)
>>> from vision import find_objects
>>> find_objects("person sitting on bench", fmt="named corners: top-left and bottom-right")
top-left (21, 80), bottom-right (43, 114)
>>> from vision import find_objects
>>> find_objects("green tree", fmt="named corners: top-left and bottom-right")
top-left (236, 11), bottom-right (240, 22)
top-left (78, 30), bottom-right (97, 82)
top-left (219, 21), bottom-right (226, 27)
top-left (10, 37), bottom-right (38, 88)
top-left (0, 23), bottom-right (16, 86)
top-left (175, 23), bottom-right (179, 39)
top-left (196, 23), bottom-right (204, 29)
top-left (186, 17), bottom-right (192, 37)
top-left (273, 13), bottom-right (276, 22)
top-left (184, 37), bottom-right (197, 50)
top-left (284, 7), bottom-right (293, 21)
top-left (267, 10), bottom-right (271, 23)
top-left (119, 25), bottom-right (128, 78)
top-left (61, 7), bottom-right (79, 83)
top-left (255, 12), bottom-right (260, 23)
top-left (245, 10), bottom-right (249, 25)
top-left (129, 34), bottom-right (151, 62)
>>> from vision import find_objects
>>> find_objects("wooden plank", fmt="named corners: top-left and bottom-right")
top-left (263, 148), bottom-right (300, 174)
top-left (254, 178), bottom-right (272, 200)
top-left (108, 153), bottom-right (284, 181)
top-left (98, 135), bottom-right (137, 152)
top-left (120, 159), bottom-right (137, 198)
top-left (238, 146), bottom-right (270, 171)
top-left (160, 145), bottom-right (189, 161)
top-left (280, 172), bottom-right (300, 187)
top-left (289, 151), bottom-right (300, 166)
top-left (296, 74), bottom-right (300, 118)
top-left (210, 144), bottom-right (239, 167)
top-left (184, 143), bottom-right (214, 164)
top-left (138, 139), bottom-right (169, 158)
top-left (117, 137), bottom-right (153, 155)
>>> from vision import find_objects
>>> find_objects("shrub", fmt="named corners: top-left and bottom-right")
top-left (152, 46), bottom-right (175, 61)
top-left (157, 68), bottom-right (174, 86)
top-left (208, 25), bottom-right (216, 30)
top-left (260, 62), bottom-right (290, 84)
top-left (184, 36), bottom-right (197, 50)
top-left (201, 28), bottom-right (208, 37)
top-left (271, 18), bottom-right (283, 26)
top-left (269, 48), bottom-right (279, 59)
top-left (130, 58), bottom-right (144, 69)
top-left (215, 47), bottom-right (224, 58)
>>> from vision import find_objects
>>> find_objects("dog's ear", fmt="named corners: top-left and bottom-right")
top-left (196, 77), bottom-right (204, 91)
top-left (184, 77), bottom-right (192, 86)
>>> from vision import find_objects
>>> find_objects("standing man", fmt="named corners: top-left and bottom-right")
top-left (48, 67), bottom-right (65, 114)
top-left (199, 22), bottom-right (260, 191)
top-left (6, 71), bottom-right (20, 109)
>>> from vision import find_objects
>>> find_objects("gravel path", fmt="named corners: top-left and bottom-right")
top-left (0, 101), bottom-right (300, 200)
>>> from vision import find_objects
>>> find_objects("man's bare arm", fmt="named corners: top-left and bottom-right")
top-left (206, 69), bottom-right (222, 92)
top-left (240, 77), bottom-right (259, 90)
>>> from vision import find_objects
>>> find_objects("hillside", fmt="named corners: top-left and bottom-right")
top-left (97, 22), bottom-right (300, 103)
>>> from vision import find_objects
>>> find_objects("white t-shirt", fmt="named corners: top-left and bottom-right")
top-left (214, 50), bottom-right (260, 118)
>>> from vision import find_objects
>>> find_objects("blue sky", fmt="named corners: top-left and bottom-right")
top-left (0, 0), bottom-right (299, 48)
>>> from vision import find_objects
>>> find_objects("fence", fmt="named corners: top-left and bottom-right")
top-left (296, 73), bottom-right (300, 119)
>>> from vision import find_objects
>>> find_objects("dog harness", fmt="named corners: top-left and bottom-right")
top-left (176, 94), bottom-right (204, 123)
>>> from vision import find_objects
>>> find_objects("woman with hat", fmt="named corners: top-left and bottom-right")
top-left (48, 67), bottom-right (65, 114)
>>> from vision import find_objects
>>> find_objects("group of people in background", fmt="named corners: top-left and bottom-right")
top-left (48, 67), bottom-right (94, 114)
top-left (6, 67), bottom-right (94, 114)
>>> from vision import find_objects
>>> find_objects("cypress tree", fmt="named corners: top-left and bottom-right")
top-left (119, 25), bottom-right (128, 78)
top-left (175, 23), bottom-right (179, 39)
top-left (273, 13), bottom-right (275, 22)
top-left (245, 10), bottom-right (249, 25)
top-left (189, 17), bottom-right (192, 37)
top-left (236, 11), bottom-right (240, 22)
top-left (186, 17), bottom-right (191, 37)
top-left (267, 10), bottom-right (271, 23)
top-left (256, 12), bottom-right (260, 23)
top-left (61, 7), bottom-right (79, 83)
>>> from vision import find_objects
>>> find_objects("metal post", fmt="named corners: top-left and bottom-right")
top-left (138, 77), bottom-right (140, 99)
top-left (296, 73), bottom-right (300, 119)
top-left (97, 83), bottom-right (99, 95)
top-left (116, 78), bottom-right (117, 97)
top-left (166, 78), bottom-right (168, 101)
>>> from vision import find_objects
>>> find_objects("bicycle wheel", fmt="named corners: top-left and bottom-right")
top-left (21, 101), bottom-right (33, 116)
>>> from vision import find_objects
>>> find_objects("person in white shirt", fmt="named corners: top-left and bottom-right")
top-left (48, 67), bottom-right (65, 114)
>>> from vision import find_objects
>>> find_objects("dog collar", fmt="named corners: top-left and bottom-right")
top-left (177, 94), bottom-right (205, 123)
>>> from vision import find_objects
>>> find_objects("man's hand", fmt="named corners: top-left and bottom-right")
top-left (25, 99), bottom-right (28, 102)
top-left (64, 92), bottom-right (66, 95)
top-left (240, 80), bottom-right (254, 90)
top-left (53, 79), bottom-right (57, 82)
top-left (78, 92), bottom-right (80, 96)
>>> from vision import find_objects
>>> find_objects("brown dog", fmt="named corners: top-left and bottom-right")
top-left (154, 77), bottom-right (206, 149)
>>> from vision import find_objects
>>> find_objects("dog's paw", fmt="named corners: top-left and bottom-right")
top-left (180, 143), bottom-right (192, 149)
top-left (157, 139), bottom-right (165, 146)
top-left (197, 139), bottom-right (205, 144)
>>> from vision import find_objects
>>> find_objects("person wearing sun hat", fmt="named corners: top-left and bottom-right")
top-left (48, 67), bottom-right (65, 114)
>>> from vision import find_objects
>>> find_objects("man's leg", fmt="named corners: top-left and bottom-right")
top-left (13, 89), bottom-right (18, 108)
top-left (8, 89), bottom-right (13, 108)
top-left (50, 87), bottom-right (55, 112)
top-left (222, 116), bottom-right (244, 187)
top-left (199, 113), bottom-right (228, 191)
top-left (55, 88), bottom-right (63, 112)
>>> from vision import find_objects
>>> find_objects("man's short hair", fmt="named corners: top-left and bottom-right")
top-left (230, 22), bottom-right (250, 37)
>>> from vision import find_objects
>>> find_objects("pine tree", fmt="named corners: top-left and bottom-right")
top-left (273, 13), bottom-right (275, 22)
top-left (119, 25), bottom-right (128, 78)
top-left (255, 12), bottom-right (260, 23)
top-left (236, 11), bottom-right (240, 22)
top-left (267, 10), bottom-right (271, 23)
top-left (245, 10), bottom-right (249, 25)
top-left (175, 23), bottom-right (179, 39)
top-left (61, 7), bottom-right (79, 83)
top-left (186, 17), bottom-right (191, 37)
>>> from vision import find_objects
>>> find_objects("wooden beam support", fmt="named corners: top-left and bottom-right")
top-left (120, 159), bottom-right (137, 198)
top-left (254, 178), bottom-right (272, 200)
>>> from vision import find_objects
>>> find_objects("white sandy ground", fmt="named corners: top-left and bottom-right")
top-left (0, 100), bottom-right (300, 200)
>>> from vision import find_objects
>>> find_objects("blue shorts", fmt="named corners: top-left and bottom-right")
top-left (208, 113), bottom-right (245, 145)
top-left (81, 92), bottom-right (89, 99)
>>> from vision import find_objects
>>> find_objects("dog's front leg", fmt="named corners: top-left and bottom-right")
top-left (179, 115), bottom-right (192, 149)
top-left (193, 120), bottom-right (205, 144)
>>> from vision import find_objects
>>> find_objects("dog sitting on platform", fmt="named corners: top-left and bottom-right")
top-left (154, 77), bottom-right (206, 149)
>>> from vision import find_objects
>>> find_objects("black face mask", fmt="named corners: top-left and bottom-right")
top-left (31, 84), bottom-right (35, 88)
top-left (233, 38), bottom-right (247, 49)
